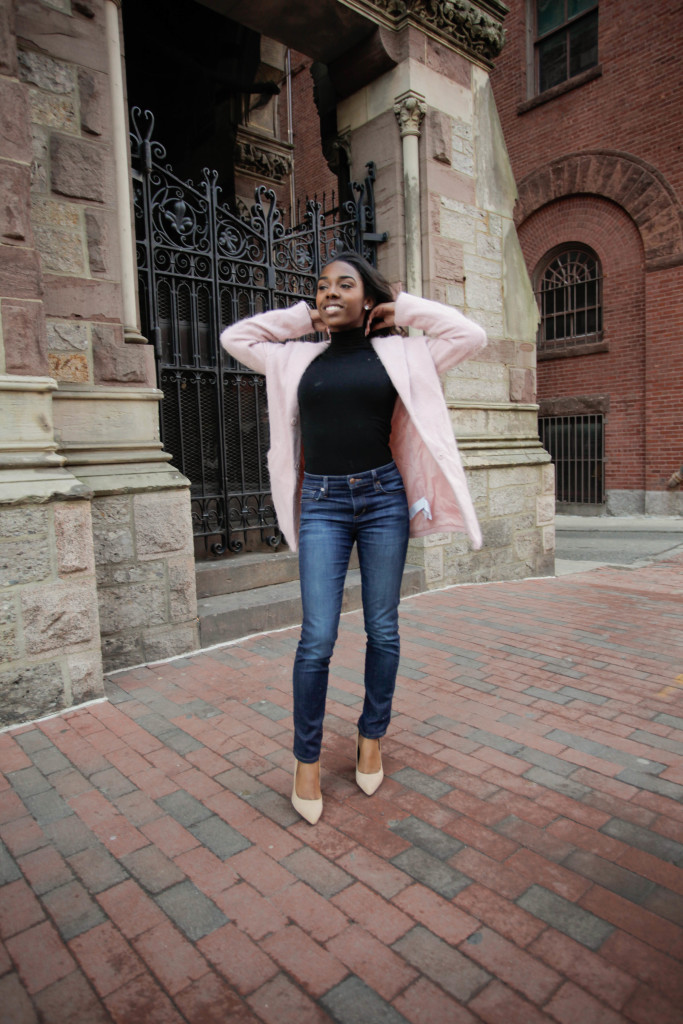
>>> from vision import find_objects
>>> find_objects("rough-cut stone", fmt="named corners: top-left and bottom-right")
top-left (0, 247), bottom-right (43, 302)
top-left (0, 661), bottom-right (65, 728)
top-left (34, 222), bottom-right (86, 276)
top-left (18, 50), bottom-right (74, 93)
top-left (30, 124), bottom-right (49, 193)
top-left (46, 320), bottom-right (89, 352)
top-left (0, 536), bottom-right (51, 587)
top-left (0, 0), bottom-right (17, 77)
top-left (50, 134), bottom-right (106, 202)
top-left (536, 494), bottom-right (556, 526)
top-left (92, 525), bottom-right (134, 565)
top-left (0, 596), bottom-right (19, 664)
top-left (85, 209), bottom-right (110, 274)
top-left (92, 495), bottom-right (130, 525)
top-left (78, 67), bottom-right (107, 136)
top-left (98, 583), bottom-right (167, 634)
top-left (54, 501), bottom-right (95, 575)
top-left (92, 323), bottom-right (148, 384)
top-left (95, 561), bottom-right (165, 587)
top-left (2, 297), bottom-right (48, 375)
top-left (168, 559), bottom-right (197, 622)
top-left (144, 624), bottom-right (199, 664)
top-left (67, 652), bottom-right (104, 704)
top-left (22, 581), bottom-right (99, 655)
top-left (0, 507), bottom-right (48, 538)
top-left (48, 352), bottom-right (89, 382)
top-left (428, 109), bottom-right (452, 165)
top-left (0, 161), bottom-right (31, 242)
top-left (28, 85), bottom-right (78, 133)
top-left (101, 632), bottom-right (144, 672)
top-left (0, 79), bottom-right (32, 162)
top-left (134, 491), bottom-right (194, 559)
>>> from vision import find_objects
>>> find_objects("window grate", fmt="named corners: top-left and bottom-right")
top-left (536, 247), bottom-right (603, 355)
top-left (539, 414), bottom-right (604, 504)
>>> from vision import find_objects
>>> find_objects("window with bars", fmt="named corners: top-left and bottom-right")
top-left (539, 414), bottom-right (604, 504)
top-left (535, 246), bottom-right (603, 357)
top-left (535, 0), bottom-right (598, 93)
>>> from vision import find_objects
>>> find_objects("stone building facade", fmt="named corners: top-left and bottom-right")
top-left (1, 0), bottom-right (554, 726)
top-left (490, 0), bottom-right (683, 515)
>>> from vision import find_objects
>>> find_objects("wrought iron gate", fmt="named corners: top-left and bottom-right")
top-left (539, 414), bottom-right (605, 504)
top-left (130, 108), bottom-right (385, 557)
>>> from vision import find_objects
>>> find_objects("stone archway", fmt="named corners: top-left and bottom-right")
top-left (514, 151), bottom-right (683, 268)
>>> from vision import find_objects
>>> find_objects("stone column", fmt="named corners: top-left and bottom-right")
top-left (394, 90), bottom-right (426, 299)
top-left (336, 16), bottom-right (555, 585)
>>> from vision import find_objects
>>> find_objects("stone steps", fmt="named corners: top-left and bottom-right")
top-left (196, 552), bottom-right (425, 648)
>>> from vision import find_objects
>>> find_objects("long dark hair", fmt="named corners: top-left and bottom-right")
top-left (320, 250), bottom-right (395, 335)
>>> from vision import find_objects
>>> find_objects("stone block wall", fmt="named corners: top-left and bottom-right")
top-left (94, 490), bottom-right (198, 671)
top-left (0, 499), bottom-right (104, 728)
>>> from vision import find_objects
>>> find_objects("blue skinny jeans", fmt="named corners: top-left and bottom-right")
top-left (293, 460), bottom-right (410, 763)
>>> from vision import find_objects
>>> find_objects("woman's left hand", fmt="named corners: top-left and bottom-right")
top-left (366, 301), bottom-right (396, 335)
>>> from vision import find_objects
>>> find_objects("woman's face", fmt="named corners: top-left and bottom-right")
top-left (316, 261), bottom-right (372, 332)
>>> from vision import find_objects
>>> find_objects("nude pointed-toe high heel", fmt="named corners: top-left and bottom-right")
top-left (291, 760), bottom-right (323, 825)
top-left (355, 731), bottom-right (384, 796)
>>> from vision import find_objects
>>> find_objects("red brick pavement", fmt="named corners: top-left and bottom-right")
top-left (1, 555), bottom-right (682, 1023)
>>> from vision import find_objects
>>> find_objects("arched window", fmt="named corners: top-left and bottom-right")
top-left (535, 245), bottom-right (603, 357)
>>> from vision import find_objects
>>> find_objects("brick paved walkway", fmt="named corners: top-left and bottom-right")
top-left (1, 555), bottom-right (682, 1024)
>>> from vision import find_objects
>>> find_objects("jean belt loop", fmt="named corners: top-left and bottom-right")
top-left (372, 467), bottom-right (381, 492)
top-left (322, 476), bottom-right (328, 498)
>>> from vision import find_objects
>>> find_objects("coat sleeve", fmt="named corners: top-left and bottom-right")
top-left (393, 292), bottom-right (487, 374)
top-left (219, 301), bottom-right (316, 374)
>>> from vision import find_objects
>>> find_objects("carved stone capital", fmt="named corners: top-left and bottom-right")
top-left (394, 91), bottom-right (426, 138)
top-left (234, 129), bottom-right (293, 183)
top-left (348, 0), bottom-right (507, 65)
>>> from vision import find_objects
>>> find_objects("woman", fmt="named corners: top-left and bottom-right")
top-left (221, 252), bottom-right (486, 824)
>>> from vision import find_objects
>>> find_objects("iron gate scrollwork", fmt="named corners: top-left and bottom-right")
top-left (130, 108), bottom-right (386, 558)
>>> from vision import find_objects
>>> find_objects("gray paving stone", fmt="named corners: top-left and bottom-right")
top-left (390, 848), bottom-right (471, 900)
top-left (189, 816), bottom-right (251, 860)
top-left (281, 848), bottom-right (353, 900)
top-left (409, 721), bottom-right (437, 737)
top-left (14, 729), bottom-right (52, 754)
top-left (155, 881), bottom-right (228, 940)
top-left (600, 818), bottom-right (683, 865)
top-left (89, 767), bottom-right (138, 799)
top-left (397, 665), bottom-right (427, 680)
top-left (215, 767), bottom-right (269, 799)
top-left (523, 686), bottom-right (573, 704)
top-left (627, 729), bottom-right (683, 754)
top-left (452, 676), bottom-right (498, 694)
top-left (23, 789), bottom-right (73, 825)
top-left (249, 700), bottom-right (290, 722)
top-left (390, 767), bottom-right (452, 800)
top-left (545, 730), bottom-right (666, 775)
top-left (517, 747), bottom-right (577, 778)
top-left (614, 769), bottom-right (683, 802)
top-left (28, 746), bottom-right (71, 776)
top-left (68, 845), bottom-right (128, 894)
top-left (246, 789), bottom-right (299, 828)
top-left (517, 885), bottom-right (613, 949)
top-left (389, 816), bottom-right (463, 861)
top-left (558, 686), bottom-right (608, 705)
top-left (7, 766), bottom-right (52, 798)
top-left (326, 683), bottom-right (362, 706)
top-left (407, 635), bottom-right (461, 654)
top-left (159, 728), bottom-right (204, 755)
top-left (392, 925), bottom-right (490, 1002)
top-left (105, 681), bottom-right (133, 704)
top-left (122, 845), bottom-right (186, 893)
top-left (654, 713), bottom-right (683, 731)
top-left (321, 976), bottom-right (410, 1024)
top-left (157, 790), bottom-right (213, 827)
top-left (467, 729), bottom-right (523, 755)
top-left (0, 840), bottom-right (21, 884)
top-left (563, 850), bottom-right (655, 904)
top-left (42, 880), bottom-right (107, 940)
top-left (523, 767), bottom-right (592, 799)
top-left (426, 715), bottom-right (460, 731)
top-left (44, 816), bottom-right (99, 857)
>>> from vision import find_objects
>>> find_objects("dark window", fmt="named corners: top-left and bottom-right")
top-left (535, 0), bottom-right (598, 93)
top-left (536, 246), bottom-right (603, 355)
top-left (539, 414), bottom-right (604, 504)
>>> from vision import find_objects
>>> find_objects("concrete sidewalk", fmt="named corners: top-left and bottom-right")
top-left (1, 554), bottom-right (682, 1024)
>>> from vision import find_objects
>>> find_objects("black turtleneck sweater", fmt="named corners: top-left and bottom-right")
top-left (297, 327), bottom-right (398, 475)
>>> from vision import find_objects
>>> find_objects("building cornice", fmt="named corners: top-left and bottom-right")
top-left (339, 0), bottom-right (507, 66)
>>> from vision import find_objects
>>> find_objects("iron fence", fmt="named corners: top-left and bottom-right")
top-left (539, 413), bottom-right (605, 504)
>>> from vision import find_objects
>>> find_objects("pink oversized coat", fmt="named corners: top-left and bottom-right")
top-left (220, 292), bottom-right (487, 552)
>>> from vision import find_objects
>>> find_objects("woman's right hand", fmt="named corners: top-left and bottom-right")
top-left (309, 308), bottom-right (326, 333)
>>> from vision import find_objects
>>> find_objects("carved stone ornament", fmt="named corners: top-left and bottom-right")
top-left (353, 0), bottom-right (507, 64)
top-left (394, 92), bottom-right (427, 138)
top-left (234, 140), bottom-right (293, 182)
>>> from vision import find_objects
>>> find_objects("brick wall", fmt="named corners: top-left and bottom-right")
top-left (490, 0), bottom-right (683, 508)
